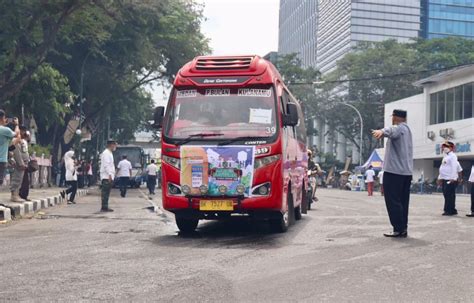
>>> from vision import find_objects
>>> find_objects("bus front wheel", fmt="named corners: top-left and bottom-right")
top-left (176, 217), bottom-right (199, 233)
top-left (270, 190), bottom-right (294, 233)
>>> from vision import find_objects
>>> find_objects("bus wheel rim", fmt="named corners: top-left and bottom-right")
top-left (283, 211), bottom-right (289, 226)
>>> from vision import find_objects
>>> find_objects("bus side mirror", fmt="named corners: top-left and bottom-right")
top-left (152, 106), bottom-right (165, 129)
top-left (283, 103), bottom-right (299, 127)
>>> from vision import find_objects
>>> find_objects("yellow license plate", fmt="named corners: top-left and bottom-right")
top-left (199, 200), bottom-right (234, 211)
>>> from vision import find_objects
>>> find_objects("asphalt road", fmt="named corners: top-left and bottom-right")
top-left (1, 187), bottom-right (473, 302)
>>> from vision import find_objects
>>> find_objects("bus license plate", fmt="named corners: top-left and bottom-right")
top-left (200, 200), bottom-right (233, 211)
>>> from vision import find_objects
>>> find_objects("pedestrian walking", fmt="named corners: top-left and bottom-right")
top-left (466, 165), bottom-right (474, 217)
top-left (0, 111), bottom-right (20, 186)
top-left (372, 109), bottom-right (413, 238)
top-left (18, 127), bottom-right (31, 201)
top-left (116, 155), bottom-right (132, 197)
top-left (99, 140), bottom-right (117, 212)
top-left (437, 141), bottom-right (459, 216)
top-left (86, 160), bottom-right (94, 187)
top-left (9, 126), bottom-right (28, 202)
top-left (365, 166), bottom-right (375, 196)
top-left (60, 151), bottom-right (78, 204)
top-left (378, 169), bottom-right (384, 196)
top-left (146, 160), bottom-right (158, 195)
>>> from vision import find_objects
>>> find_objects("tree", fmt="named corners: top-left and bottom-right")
top-left (274, 53), bottom-right (321, 136)
top-left (313, 37), bottom-right (474, 160)
top-left (1, 0), bottom-right (210, 162)
top-left (0, 0), bottom-right (93, 101)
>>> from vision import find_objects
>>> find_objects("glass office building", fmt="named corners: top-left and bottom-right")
top-left (421, 0), bottom-right (474, 39)
top-left (318, 0), bottom-right (421, 74)
top-left (278, 0), bottom-right (318, 68)
top-left (279, 0), bottom-right (422, 74)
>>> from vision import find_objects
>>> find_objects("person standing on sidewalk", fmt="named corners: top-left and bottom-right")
top-left (18, 127), bottom-right (31, 201)
top-left (100, 140), bottom-right (117, 212)
top-left (466, 165), bottom-right (474, 217)
top-left (146, 160), bottom-right (158, 195)
top-left (10, 126), bottom-right (28, 202)
top-left (372, 109), bottom-right (413, 238)
top-left (437, 141), bottom-right (459, 216)
top-left (0, 111), bottom-right (20, 186)
top-left (116, 155), bottom-right (132, 198)
top-left (365, 166), bottom-right (375, 196)
top-left (60, 150), bottom-right (78, 204)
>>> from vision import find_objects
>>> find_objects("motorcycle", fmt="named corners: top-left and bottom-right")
top-left (306, 169), bottom-right (320, 210)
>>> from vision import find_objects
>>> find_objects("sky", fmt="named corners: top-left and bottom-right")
top-left (198, 0), bottom-right (280, 56)
top-left (151, 0), bottom-right (280, 106)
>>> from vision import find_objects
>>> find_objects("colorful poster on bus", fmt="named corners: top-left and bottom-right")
top-left (180, 146), bottom-right (255, 196)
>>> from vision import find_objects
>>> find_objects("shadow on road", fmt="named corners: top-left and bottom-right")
top-left (151, 216), bottom-right (311, 250)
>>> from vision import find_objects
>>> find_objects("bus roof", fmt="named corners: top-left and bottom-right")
top-left (174, 55), bottom-right (283, 87)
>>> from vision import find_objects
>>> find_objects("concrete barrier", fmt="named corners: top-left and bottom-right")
top-left (0, 188), bottom-right (90, 223)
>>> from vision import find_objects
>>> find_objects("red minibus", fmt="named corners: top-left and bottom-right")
top-left (153, 55), bottom-right (308, 233)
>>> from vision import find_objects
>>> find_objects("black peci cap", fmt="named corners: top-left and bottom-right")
top-left (106, 139), bottom-right (117, 145)
top-left (392, 109), bottom-right (407, 118)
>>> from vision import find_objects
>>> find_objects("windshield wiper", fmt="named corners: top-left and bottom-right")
top-left (218, 136), bottom-right (267, 146)
top-left (174, 133), bottom-right (224, 145)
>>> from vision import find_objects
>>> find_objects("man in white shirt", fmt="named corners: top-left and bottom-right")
top-left (437, 141), bottom-right (459, 216)
top-left (378, 170), bottom-right (384, 196)
top-left (467, 165), bottom-right (474, 217)
top-left (100, 140), bottom-right (117, 212)
top-left (116, 155), bottom-right (132, 198)
top-left (146, 160), bottom-right (158, 195)
top-left (365, 166), bottom-right (376, 196)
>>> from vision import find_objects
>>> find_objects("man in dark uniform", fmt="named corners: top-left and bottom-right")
top-left (372, 109), bottom-right (413, 238)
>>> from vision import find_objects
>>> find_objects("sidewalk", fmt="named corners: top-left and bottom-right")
top-left (0, 187), bottom-right (90, 223)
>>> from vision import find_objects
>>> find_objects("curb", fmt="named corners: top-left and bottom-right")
top-left (0, 189), bottom-right (90, 223)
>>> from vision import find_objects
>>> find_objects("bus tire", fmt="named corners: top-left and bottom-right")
top-left (270, 189), bottom-right (293, 233)
top-left (295, 198), bottom-right (302, 221)
top-left (176, 217), bottom-right (199, 233)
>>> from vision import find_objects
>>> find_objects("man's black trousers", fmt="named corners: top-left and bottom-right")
top-left (119, 177), bottom-right (130, 197)
top-left (383, 172), bottom-right (412, 232)
top-left (442, 180), bottom-right (458, 214)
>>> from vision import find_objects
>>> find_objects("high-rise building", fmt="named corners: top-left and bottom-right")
top-left (278, 0), bottom-right (318, 68)
top-left (317, 0), bottom-right (421, 74)
top-left (421, 0), bottom-right (474, 40)
top-left (278, 0), bottom-right (474, 162)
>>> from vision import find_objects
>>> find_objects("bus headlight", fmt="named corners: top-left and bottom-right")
top-left (236, 184), bottom-right (245, 195)
top-left (162, 155), bottom-right (180, 170)
top-left (254, 154), bottom-right (280, 169)
top-left (252, 183), bottom-right (271, 196)
top-left (167, 183), bottom-right (182, 195)
top-left (181, 185), bottom-right (191, 195)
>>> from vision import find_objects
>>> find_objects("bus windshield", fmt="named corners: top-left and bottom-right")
top-left (114, 147), bottom-right (143, 169)
top-left (164, 86), bottom-right (277, 140)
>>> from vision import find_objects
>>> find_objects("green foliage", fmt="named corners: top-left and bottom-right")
top-left (30, 144), bottom-right (53, 157)
top-left (274, 53), bottom-right (321, 127)
top-left (0, 0), bottom-right (210, 159)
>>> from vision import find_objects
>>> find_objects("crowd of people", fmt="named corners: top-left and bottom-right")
top-left (0, 110), bottom-right (38, 202)
top-left (59, 140), bottom-right (160, 212)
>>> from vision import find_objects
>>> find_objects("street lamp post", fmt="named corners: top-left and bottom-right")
top-left (312, 81), bottom-right (364, 166)
top-left (79, 51), bottom-right (92, 132)
top-left (340, 103), bottom-right (363, 166)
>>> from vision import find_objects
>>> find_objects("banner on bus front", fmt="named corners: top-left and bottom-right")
top-left (180, 146), bottom-right (255, 197)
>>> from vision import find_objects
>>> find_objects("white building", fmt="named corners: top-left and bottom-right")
top-left (385, 65), bottom-right (474, 182)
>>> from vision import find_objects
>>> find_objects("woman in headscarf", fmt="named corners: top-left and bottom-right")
top-left (60, 150), bottom-right (78, 204)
